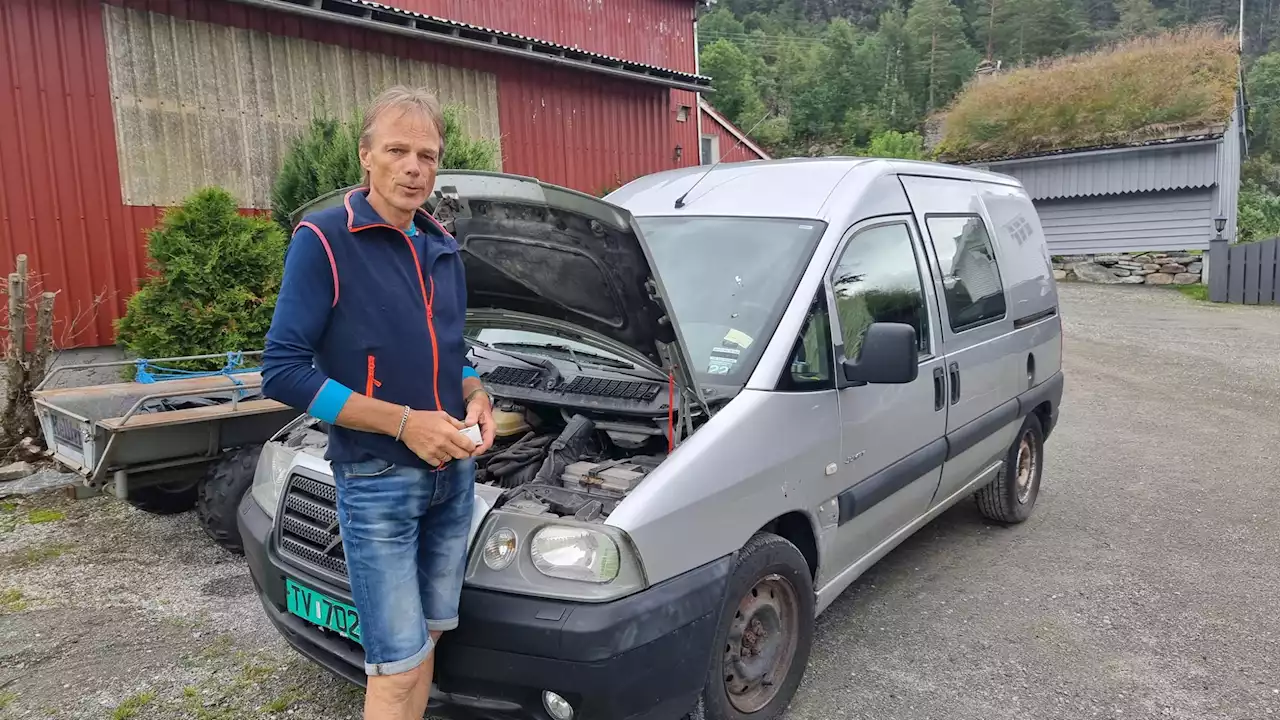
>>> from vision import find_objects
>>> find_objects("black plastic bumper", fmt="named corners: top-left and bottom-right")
top-left (238, 492), bottom-right (731, 720)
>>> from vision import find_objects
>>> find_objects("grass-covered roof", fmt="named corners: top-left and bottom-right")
top-left (933, 27), bottom-right (1241, 162)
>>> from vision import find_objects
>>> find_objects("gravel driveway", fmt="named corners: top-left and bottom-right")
top-left (2, 283), bottom-right (1278, 720)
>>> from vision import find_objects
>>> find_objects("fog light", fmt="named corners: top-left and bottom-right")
top-left (542, 690), bottom-right (573, 720)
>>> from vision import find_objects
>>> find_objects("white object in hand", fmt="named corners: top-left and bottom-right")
top-left (459, 424), bottom-right (482, 446)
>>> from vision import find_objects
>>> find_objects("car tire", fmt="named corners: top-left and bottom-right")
top-left (687, 532), bottom-right (816, 720)
top-left (125, 480), bottom-right (200, 515)
top-left (196, 445), bottom-right (263, 555)
top-left (974, 412), bottom-right (1045, 524)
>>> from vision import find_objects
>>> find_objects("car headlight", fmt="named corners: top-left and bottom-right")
top-left (250, 442), bottom-right (296, 520)
top-left (466, 513), bottom-right (646, 602)
top-left (531, 526), bottom-right (620, 583)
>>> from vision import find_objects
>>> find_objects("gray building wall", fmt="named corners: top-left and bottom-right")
top-left (1034, 188), bottom-right (1214, 254)
top-left (976, 140), bottom-right (1225, 255)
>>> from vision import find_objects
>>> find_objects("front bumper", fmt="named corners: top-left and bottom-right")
top-left (238, 493), bottom-right (731, 720)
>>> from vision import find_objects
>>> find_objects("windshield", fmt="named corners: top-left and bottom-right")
top-left (638, 216), bottom-right (827, 389)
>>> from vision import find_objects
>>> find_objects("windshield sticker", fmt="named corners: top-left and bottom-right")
top-left (722, 329), bottom-right (754, 349)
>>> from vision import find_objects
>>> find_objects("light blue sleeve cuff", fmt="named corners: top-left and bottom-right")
top-left (462, 366), bottom-right (480, 380)
top-left (308, 379), bottom-right (353, 424)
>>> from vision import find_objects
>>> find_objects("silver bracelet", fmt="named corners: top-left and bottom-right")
top-left (394, 405), bottom-right (410, 442)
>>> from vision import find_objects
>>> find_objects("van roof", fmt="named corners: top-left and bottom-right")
top-left (606, 156), bottom-right (1024, 220)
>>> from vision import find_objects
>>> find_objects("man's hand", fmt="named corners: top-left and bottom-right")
top-left (400, 410), bottom-right (475, 467)
top-left (464, 391), bottom-right (496, 456)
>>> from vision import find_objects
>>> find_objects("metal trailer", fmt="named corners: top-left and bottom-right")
top-left (30, 352), bottom-right (301, 553)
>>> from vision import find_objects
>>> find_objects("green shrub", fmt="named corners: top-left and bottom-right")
top-left (270, 104), bottom-right (501, 231)
top-left (114, 187), bottom-right (289, 373)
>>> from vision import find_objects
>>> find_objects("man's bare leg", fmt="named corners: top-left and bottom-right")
top-left (362, 631), bottom-right (440, 720)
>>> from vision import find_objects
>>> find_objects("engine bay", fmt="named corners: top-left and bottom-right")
top-left (275, 345), bottom-right (701, 524)
top-left (475, 399), bottom-right (669, 521)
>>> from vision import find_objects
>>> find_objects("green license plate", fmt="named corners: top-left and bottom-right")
top-left (285, 578), bottom-right (362, 645)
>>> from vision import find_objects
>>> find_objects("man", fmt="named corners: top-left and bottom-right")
top-left (262, 85), bottom-right (496, 720)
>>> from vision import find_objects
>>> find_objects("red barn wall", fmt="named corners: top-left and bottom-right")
top-left (377, 0), bottom-right (699, 73)
top-left (1, 0), bottom-right (700, 348)
top-left (700, 103), bottom-right (770, 164)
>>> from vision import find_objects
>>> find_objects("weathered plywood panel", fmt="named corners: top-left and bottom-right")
top-left (1035, 189), bottom-right (1215, 254)
top-left (103, 4), bottom-right (501, 209)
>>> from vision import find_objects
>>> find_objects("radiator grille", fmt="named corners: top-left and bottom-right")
top-left (277, 473), bottom-right (348, 578)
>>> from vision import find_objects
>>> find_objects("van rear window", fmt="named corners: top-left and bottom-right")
top-left (924, 215), bottom-right (1007, 332)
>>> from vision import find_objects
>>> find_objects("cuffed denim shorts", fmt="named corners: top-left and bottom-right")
top-left (332, 455), bottom-right (475, 677)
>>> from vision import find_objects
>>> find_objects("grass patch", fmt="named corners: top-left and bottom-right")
top-left (0, 691), bottom-right (16, 709)
top-left (935, 27), bottom-right (1239, 162)
top-left (2, 542), bottom-right (73, 570)
top-left (111, 691), bottom-right (156, 719)
top-left (1, 588), bottom-right (27, 614)
top-left (1176, 284), bottom-right (1211, 302)
top-left (26, 509), bottom-right (65, 524)
top-left (261, 690), bottom-right (301, 714)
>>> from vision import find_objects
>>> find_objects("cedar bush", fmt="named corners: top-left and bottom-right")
top-left (934, 27), bottom-right (1239, 162)
top-left (114, 187), bottom-right (289, 373)
top-left (270, 104), bottom-right (501, 230)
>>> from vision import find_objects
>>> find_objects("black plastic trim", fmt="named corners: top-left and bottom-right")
top-left (838, 437), bottom-right (948, 525)
top-left (946, 397), bottom-right (1019, 462)
top-left (1012, 306), bottom-right (1058, 329)
top-left (835, 369), bottom-right (1065, 525)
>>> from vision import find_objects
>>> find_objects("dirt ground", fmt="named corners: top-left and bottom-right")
top-left (2, 282), bottom-right (1279, 720)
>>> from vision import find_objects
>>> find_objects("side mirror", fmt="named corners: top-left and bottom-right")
top-left (842, 322), bottom-right (919, 385)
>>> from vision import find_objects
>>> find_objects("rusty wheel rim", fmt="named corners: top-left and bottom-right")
top-left (722, 573), bottom-right (800, 713)
top-left (1015, 430), bottom-right (1038, 504)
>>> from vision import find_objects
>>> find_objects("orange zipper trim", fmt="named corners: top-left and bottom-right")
top-left (365, 355), bottom-right (378, 396)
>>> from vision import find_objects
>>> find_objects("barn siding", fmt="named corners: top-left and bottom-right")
top-left (363, 0), bottom-right (699, 73)
top-left (1035, 189), bottom-right (1215, 254)
top-left (103, 4), bottom-right (502, 209)
top-left (2, 0), bottom-right (697, 348)
top-left (1217, 96), bottom-right (1245, 242)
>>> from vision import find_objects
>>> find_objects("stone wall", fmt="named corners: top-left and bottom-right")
top-left (1052, 253), bottom-right (1203, 285)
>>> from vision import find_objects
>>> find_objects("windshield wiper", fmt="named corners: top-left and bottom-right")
top-left (490, 341), bottom-right (636, 369)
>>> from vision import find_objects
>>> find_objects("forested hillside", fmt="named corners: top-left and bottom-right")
top-left (697, 0), bottom-right (1280, 239)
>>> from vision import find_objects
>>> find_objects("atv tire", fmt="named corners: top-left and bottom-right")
top-left (197, 445), bottom-right (263, 555)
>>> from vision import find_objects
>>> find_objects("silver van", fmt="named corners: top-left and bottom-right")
top-left (239, 158), bottom-right (1064, 720)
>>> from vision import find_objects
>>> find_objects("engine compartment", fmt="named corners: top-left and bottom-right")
top-left (475, 399), bottom-right (669, 521)
top-left (276, 395), bottom-right (675, 523)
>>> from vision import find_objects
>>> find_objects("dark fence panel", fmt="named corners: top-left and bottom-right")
top-left (1209, 236), bottom-right (1280, 304)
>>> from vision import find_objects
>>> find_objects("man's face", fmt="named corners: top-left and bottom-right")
top-left (359, 107), bottom-right (441, 218)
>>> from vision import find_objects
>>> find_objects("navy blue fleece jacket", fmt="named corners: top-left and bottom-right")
top-left (261, 187), bottom-right (477, 469)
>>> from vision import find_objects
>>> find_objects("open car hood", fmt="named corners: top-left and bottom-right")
top-left (292, 172), bottom-right (706, 408)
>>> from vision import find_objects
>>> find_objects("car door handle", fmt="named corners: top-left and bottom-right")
top-left (948, 362), bottom-right (961, 405)
top-left (933, 367), bottom-right (945, 411)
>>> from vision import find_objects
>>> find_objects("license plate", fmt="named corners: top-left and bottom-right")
top-left (285, 578), bottom-right (361, 645)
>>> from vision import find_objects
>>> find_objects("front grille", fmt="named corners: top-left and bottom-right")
top-left (277, 473), bottom-right (348, 578)
top-left (563, 376), bottom-right (662, 401)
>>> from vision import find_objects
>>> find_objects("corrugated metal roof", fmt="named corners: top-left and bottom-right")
top-left (976, 139), bottom-right (1221, 201)
top-left (223, 0), bottom-right (713, 92)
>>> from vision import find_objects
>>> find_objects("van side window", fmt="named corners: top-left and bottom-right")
top-left (779, 290), bottom-right (834, 391)
top-left (924, 215), bottom-right (1007, 332)
top-left (830, 222), bottom-right (931, 359)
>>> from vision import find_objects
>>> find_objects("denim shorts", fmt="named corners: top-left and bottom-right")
top-left (332, 455), bottom-right (475, 677)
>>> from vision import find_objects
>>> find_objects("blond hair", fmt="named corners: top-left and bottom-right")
top-left (358, 86), bottom-right (447, 179)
